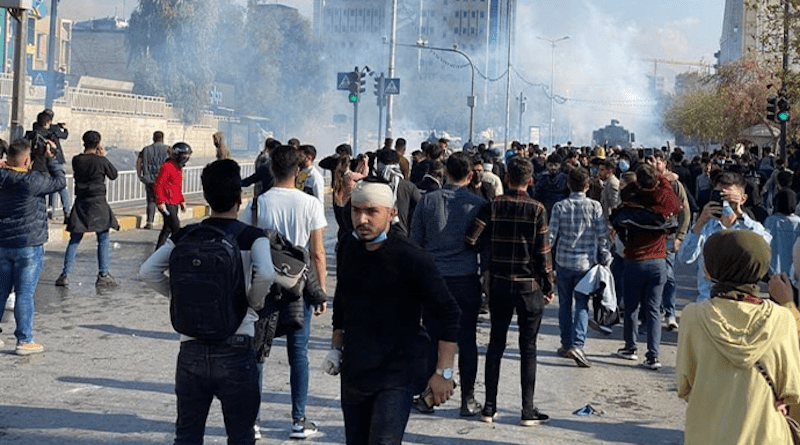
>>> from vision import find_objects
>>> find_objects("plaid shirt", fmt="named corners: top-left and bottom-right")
top-left (548, 192), bottom-right (611, 271)
top-left (466, 189), bottom-right (554, 295)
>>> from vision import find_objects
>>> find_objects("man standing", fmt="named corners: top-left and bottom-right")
top-left (0, 139), bottom-right (65, 354)
top-left (548, 168), bottom-right (611, 368)
top-left (297, 145), bottom-right (325, 204)
top-left (534, 154), bottom-right (569, 219)
top-left (597, 158), bottom-right (620, 218)
top-left (466, 156), bottom-right (554, 426)
top-left (136, 131), bottom-right (170, 230)
top-left (410, 152), bottom-right (486, 417)
top-left (677, 170), bottom-right (772, 301)
top-left (240, 145), bottom-right (327, 439)
top-left (465, 156), bottom-right (497, 202)
top-left (613, 164), bottom-right (683, 370)
top-left (324, 179), bottom-right (460, 444)
top-left (395, 138), bottom-right (410, 180)
top-left (140, 159), bottom-right (274, 444)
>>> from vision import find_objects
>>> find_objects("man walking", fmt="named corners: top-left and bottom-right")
top-left (410, 151), bottom-right (486, 417)
top-left (324, 179), bottom-right (460, 444)
top-left (467, 156), bottom-right (554, 426)
top-left (136, 131), bottom-right (170, 229)
top-left (240, 145), bottom-right (327, 439)
top-left (140, 159), bottom-right (274, 444)
top-left (0, 139), bottom-right (65, 354)
top-left (548, 167), bottom-right (611, 368)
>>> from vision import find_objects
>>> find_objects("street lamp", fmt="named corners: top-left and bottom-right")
top-left (396, 41), bottom-right (477, 144)
top-left (537, 35), bottom-right (569, 148)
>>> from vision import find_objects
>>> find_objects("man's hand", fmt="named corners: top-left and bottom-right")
top-left (672, 238), bottom-right (682, 253)
top-left (544, 292), bottom-right (555, 305)
top-left (427, 373), bottom-right (455, 406)
top-left (179, 202), bottom-right (187, 212)
top-left (769, 273), bottom-right (794, 306)
top-left (96, 145), bottom-right (105, 157)
top-left (314, 302), bottom-right (327, 316)
top-left (321, 349), bottom-right (342, 375)
top-left (694, 201), bottom-right (721, 233)
top-left (157, 203), bottom-right (167, 214)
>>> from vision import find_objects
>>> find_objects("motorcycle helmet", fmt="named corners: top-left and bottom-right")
top-left (171, 142), bottom-right (192, 167)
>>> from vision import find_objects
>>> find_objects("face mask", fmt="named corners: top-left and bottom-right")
top-left (619, 159), bottom-right (630, 172)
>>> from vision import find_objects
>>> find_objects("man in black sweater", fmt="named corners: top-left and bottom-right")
top-left (323, 178), bottom-right (461, 445)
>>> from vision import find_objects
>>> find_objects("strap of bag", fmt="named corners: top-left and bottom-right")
top-left (755, 360), bottom-right (781, 402)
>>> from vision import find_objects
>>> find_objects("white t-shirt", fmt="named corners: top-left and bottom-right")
top-left (241, 186), bottom-right (327, 248)
top-left (304, 166), bottom-right (325, 204)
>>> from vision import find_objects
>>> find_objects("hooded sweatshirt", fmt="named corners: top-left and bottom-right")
top-left (676, 298), bottom-right (800, 445)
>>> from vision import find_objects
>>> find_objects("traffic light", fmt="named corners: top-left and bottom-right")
top-left (374, 73), bottom-right (385, 106)
top-left (777, 96), bottom-right (791, 123)
top-left (767, 95), bottom-right (778, 121)
top-left (348, 68), bottom-right (366, 103)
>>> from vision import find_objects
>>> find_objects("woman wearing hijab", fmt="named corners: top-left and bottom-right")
top-left (676, 230), bottom-right (800, 445)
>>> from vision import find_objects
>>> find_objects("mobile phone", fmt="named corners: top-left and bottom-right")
top-left (709, 190), bottom-right (723, 218)
top-left (420, 387), bottom-right (435, 409)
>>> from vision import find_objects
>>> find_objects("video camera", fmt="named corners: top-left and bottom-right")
top-left (24, 129), bottom-right (56, 158)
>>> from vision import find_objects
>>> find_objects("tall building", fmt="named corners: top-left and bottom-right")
top-left (718, 0), bottom-right (778, 66)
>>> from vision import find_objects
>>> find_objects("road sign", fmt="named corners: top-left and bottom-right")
top-left (383, 78), bottom-right (400, 95)
top-left (337, 72), bottom-right (356, 91)
top-left (31, 70), bottom-right (47, 86)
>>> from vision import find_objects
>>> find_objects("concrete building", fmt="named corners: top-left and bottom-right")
top-left (71, 16), bottom-right (132, 82)
top-left (718, 0), bottom-right (778, 66)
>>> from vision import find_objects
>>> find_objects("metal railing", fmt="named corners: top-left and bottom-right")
top-left (67, 88), bottom-right (168, 117)
top-left (63, 163), bottom-right (256, 210)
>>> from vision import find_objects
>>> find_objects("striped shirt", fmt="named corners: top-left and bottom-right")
top-left (466, 189), bottom-right (554, 295)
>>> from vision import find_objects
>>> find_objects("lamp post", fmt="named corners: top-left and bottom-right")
top-left (396, 41), bottom-right (476, 144)
top-left (538, 35), bottom-right (569, 148)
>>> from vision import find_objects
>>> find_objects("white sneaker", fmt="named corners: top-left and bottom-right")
top-left (290, 417), bottom-right (318, 439)
top-left (253, 424), bottom-right (261, 440)
top-left (667, 316), bottom-right (679, 331)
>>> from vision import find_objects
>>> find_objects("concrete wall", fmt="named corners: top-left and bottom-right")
top-left (16, 102), bottom-right (219, 161)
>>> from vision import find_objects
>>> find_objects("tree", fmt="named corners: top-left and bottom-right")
top-left (127, 0), bottom-right (219, 123)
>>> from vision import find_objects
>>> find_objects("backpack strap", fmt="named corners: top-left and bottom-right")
top-left (755, 360), bottom-right (781, 402)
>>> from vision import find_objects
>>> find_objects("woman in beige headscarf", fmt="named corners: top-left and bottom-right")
top-left (677, 230), bottom-right (800, 445)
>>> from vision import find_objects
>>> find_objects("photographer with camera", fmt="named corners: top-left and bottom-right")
top-left (25, 110), bottom-right (69, 220)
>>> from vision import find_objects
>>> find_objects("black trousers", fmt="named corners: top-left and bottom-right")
top-left (157, 204), bottom-right (181, 249)
top-left (483, 278), bottom-right (545, 416)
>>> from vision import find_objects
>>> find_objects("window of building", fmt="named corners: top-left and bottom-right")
top-left (454, 27), bottom-right (459, 34)
top-left (481, 11), bottom-right (485, 18)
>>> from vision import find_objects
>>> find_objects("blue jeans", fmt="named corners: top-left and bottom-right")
top-left (623, 259), bottom-right (666, 360)
top-left (661, 244), bottom-right (677, 318)
top-left (556, 267), bottom-right (589, 350)
top-left (286, 301), bottom-right (313, 421)
top-left (0, 245), bottom-right (44, 343)
top-left (49, 186), bottom-right (71, 215)
top-left (174, 339), bottom-right (259, 445)
top-left (341, 381), bottom-right (412, 445)
top-left (63, 230), bottom-right (110, 275)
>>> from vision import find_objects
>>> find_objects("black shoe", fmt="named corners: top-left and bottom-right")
top-left (588, 319), bottom-right (613, 335)
top-left (144, 222), bottom-right (153, 230)
top-left (642, 357), bottom-right (662, 370)
top-left (460, 396), bottom-right (482, 417)
top-left (567, 347), bottom-right (591, 368)
top-left (480, 404), bottom-right (497, 423)
top-left (412, 396), bottom-right (434, 414)
top-left (520, 408), bottom-right (550, 426)
top-left (55, 272), bottom-right (68, 287)
top-left (616, 347), bottom-right (638, 361)
top-left (556, 346), bottom-right (571, 358)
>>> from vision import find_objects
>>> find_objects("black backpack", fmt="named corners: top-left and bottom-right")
top-left (169, 222), bottom-right (248, 340)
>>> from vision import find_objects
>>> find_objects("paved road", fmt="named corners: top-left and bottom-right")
top-left (0, 203), bottom-right (693, 445)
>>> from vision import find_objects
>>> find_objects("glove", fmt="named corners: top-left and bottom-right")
top-left (322, 349), bottom-right (342, 375)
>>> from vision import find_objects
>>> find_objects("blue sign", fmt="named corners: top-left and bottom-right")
top-left (383, 78), bottom-right (400, 95)
top-left (32, 0), bottom-right (46, 18)
top-left (337, 72), bottom-right (356, 91)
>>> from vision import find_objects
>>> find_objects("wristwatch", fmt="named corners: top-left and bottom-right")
top-left (436, 367), bottom-right (454, 380)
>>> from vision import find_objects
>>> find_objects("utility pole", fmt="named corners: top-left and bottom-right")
top-left (502, 0), bottom-right (512, 153)
top-left (781, 0), bottom-right (789, 163)
top-left (45, 0), bottom-right (58, 109)
top-left (538, 35), bottom-right (570, 149)
top-left (385, 0), bottom-right (398, 139)
top-left (10, 8), bottom-right (28, 141)
top-left (517, 92), bottom-right (526, 141)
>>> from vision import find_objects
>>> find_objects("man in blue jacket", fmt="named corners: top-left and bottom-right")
top-left (0, 139), bottom-right (66, 355)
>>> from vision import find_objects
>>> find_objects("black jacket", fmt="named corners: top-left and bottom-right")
top-left (0, 159), bottom-right (65, 248)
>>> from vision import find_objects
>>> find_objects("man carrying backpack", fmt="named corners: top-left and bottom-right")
top-left (139, 159), bottom-right (275, 445)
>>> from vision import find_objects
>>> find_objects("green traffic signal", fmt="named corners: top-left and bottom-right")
top-left (777, 110), bottom-right (790, 122)
top-left (349, 92), bottom-right (358, 103)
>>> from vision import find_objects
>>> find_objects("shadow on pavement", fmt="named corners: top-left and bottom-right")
top-left (546, 417), bottom-right (683, 444)
top-left (79, 324), bottom-right (178, 341)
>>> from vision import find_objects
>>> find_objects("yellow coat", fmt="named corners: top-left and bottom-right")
top-left (677, 298), bottom-right (800, 445)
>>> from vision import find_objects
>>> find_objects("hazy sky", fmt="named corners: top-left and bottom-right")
top-left (59, 0), bottom-right (725, 62)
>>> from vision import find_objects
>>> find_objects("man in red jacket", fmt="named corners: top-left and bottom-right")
top-left (613, 163), bottom-right (683, 370)
top-left (154, 142), bottom-right (192, 249)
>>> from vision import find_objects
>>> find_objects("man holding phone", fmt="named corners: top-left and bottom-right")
top-left (677, 170), bottom-right (772, 301)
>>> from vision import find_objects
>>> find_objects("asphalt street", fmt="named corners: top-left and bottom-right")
top-left (0, 201), bottom-right (692, 445)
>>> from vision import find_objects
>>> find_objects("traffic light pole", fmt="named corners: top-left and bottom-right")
top-left (353, 99), bottom-right (359, 156)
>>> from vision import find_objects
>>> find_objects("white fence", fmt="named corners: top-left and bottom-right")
top-left (63, 163), bottom-right (256, 209)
